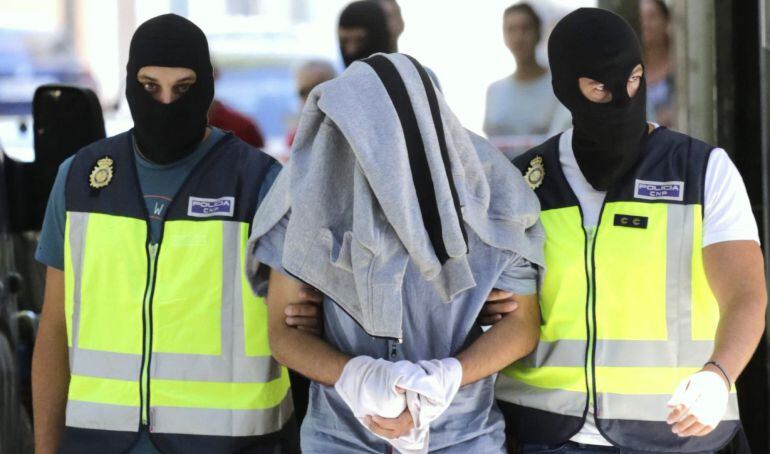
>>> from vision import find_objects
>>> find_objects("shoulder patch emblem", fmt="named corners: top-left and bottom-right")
top-left (525, 156), bottom-right (545, 190)
top-left (89, 156), bottom-right (114, 189)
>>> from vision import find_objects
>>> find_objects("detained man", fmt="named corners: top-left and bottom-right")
top-left (247, 53), bottom-right (545, 452)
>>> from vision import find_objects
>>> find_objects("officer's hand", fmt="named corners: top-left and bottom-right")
top-left (477, 289), bottom-right (518, 326)
top-left (364, 388), bottom-right (414, 439)
top-left (284, 284), bottom-right (324, 335)
top-left (666, 370), bottom-right (729, 437)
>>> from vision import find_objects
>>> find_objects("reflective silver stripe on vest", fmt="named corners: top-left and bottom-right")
top-left (150, 221), bottom-right (282, 383)
top-left (595, 204), bottom-right (714, 369)
top-left (495, 373), bottom-right (586, 417)
top-left (67, 211), bottom-right (89, 369)
top-left (522, 339), bottom-right (714, 369)
top-left (66, 400), bottom-right (139, 432)
top-left (69, 348), bottom-right (142, 381)
top-left (151, 392), bottom-right (294, 437)
top-left (518, 340), bottom-right (586, 368)
top-left (597, 392), bottom-right (740, 422)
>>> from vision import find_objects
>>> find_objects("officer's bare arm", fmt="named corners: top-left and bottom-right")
top-left (456, 293), bottom-right (539, 386)
top-left (32, 267), bottom-right (71, 454)
top-left (702, 240), bottom-right (767, 384)
top-left (668, 240), bottom-right (767, 437)
top-left (266, 270), bottom-right (350, 386)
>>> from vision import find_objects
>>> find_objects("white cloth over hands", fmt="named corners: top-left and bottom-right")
top-left (335, 355), bottom-right (463, 453)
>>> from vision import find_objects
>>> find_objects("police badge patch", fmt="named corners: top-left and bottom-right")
top-left (89, 157), bottom-right (114, 189)
top-left (525, 156), bottom-right (545, 190)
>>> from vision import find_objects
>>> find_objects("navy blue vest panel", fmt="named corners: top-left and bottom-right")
top-left (514, 135), bottom-right (579, 212)
top-left (58, 419), bottom-right (300, 454)
top-left (498, 402), bottom-right (586, 446)
top-left (162, 134), bottom-right (275, 224)
top-left (64, 132), bottom-right (146, 220)
top-left (513, 128), bottom-right (713, 212)
top-left (65, 131), bottom-right (276, 226)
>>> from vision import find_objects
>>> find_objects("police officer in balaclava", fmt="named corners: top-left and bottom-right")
top-left (490, 7), bottom-right (765, 454)
top-left (126, 14), bottom-right (215, 165)
top-left (548, 7), bottom-right (648, 191)
top-left (32, 13), bottom-right (314, 454)
top-left (338, 1), bottom-right (391, 68)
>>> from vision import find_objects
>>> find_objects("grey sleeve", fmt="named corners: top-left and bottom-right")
top-left (493, 253), bottom-right (538, 295)
top-left (35, 157), bottom-right (75, 270)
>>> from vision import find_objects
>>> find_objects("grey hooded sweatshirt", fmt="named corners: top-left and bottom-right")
top-left (247, 53), bottom-right (544, 340)
top-left (248, 53), bottom-right (545, 452)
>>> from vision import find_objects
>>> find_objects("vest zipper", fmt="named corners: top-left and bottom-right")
top-left (586, 201), bottom-right (607, 420)
top-left (584, 227), bottom-right (597, 412)
top-left (127, 132), bottom-right (234, 430)
top-left (140, 243), bottom-right (160, 427)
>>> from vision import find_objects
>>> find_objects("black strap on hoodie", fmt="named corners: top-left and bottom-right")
top-left (362, 54), bottom-right (467, 264)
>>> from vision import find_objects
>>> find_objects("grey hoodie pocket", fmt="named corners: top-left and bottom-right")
top-left (319, 228), bottom-right (354, 272)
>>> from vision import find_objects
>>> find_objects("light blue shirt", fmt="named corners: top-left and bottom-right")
top-left (255, 216), bottom-right (537, 453)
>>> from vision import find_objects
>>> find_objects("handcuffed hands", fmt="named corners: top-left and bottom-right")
top-left (667, 370), bottom-right (729, 437)
top-left (364, 387), bottom-right (415, 440)
top-left (335, 355), bottom-right (463, 453)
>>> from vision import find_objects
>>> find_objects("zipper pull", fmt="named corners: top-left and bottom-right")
top-left (389, 341), bottom-right (398, 360)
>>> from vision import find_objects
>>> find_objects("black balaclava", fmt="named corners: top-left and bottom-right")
top-left (549, 8), bottom-right (648, 191)
top-left (338, 1), bottom-right (391, 67)
top-left (126, 14), bottom-right (214, 164)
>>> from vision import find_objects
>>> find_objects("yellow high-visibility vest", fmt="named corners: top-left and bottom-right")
top-left (497, 128), bottom-right (740, 452)
top-left (61, 132), bottom-right (293, 454)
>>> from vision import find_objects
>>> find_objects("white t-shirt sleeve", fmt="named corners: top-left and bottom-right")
top-left (702, 148), bottom-right (760, 247)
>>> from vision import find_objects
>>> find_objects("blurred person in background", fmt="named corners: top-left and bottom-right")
top-left (483, 3), bottom-right (571, 158)
top-left (208, 67), bottom-right (266, 148)
top-left (370, 0), bottom-right (405, 53)
top-left (286, 59), bottom-right (337, 148)
top-left (368, 0), bottom-right (441, 89)
top-left (640, 0), bottom-right (675, 127)
top-left (338, 1), bottom-right (440, 89)
top-left (338, 1), bottom-right (391, 68)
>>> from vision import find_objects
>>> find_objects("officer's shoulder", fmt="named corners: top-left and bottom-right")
top-left (513, 134), bottom-right (561, 173)
top-left (219, 133), bottom-right (276, 162)
top-left (651, 126), bottom-right (713, 155)
top-left (72, 131), bottom-right (131, 160)
top-left (217, 133), bottom-right (279, 180)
